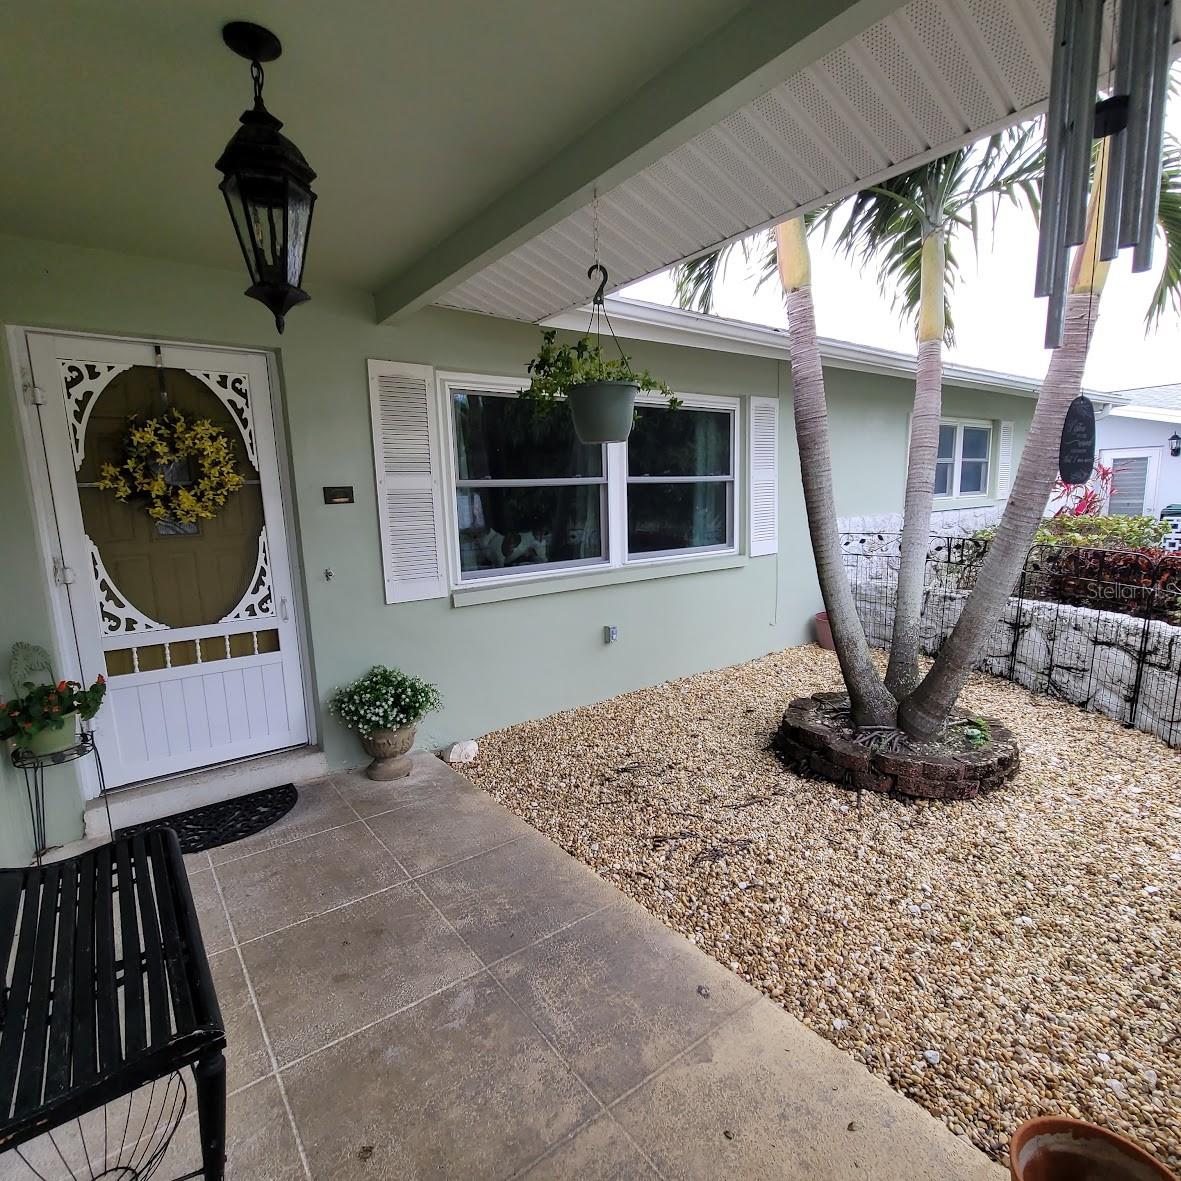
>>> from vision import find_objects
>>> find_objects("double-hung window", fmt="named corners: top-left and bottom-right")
top-left (444, 382), bottom-right (740, 585)
top-left (626, 401), bottom-right (735, 557)
top-left (368, 361), bottom-right (775, 603)
top-left (934, 420), bottom-right (992, 498)
top-left (451, 389), bottom-right (608, 578)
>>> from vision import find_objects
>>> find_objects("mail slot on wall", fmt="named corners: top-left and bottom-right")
top-left (322, 486), bottom-right (354, 505)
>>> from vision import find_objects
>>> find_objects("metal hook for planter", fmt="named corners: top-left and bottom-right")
top-left (587, 263), bottom-right (608, 307)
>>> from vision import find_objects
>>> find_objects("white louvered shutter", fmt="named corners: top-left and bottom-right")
top-left (748, 396), bottom-right (779, 556)
top-left (368, 360), bottom-right (447, 603)
top-left (996, 420), bottom-right (1015, 499)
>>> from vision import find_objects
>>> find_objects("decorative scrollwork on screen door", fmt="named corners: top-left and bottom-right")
top-left (59, 359), bottom-right (133, 470)
top-left (186, 369), bottom-right (258, 468)
top-left (84, 535), bottom-right (166, 635)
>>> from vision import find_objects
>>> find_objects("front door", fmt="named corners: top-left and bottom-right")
top-left (22, 332), bottom-right (309, 789)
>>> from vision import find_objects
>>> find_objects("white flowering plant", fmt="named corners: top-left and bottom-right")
top-left (328, 666), bottom-right (441, 737)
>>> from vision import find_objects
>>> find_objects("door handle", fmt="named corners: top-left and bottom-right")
top-left (279, 596), bottom-right (289, 621)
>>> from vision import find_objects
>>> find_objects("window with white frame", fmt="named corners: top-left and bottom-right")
top-left (626, 402), bottom-right (735, 556)
top-left (446, 384), bottom-right (738, 583)
top-left (934, 420), bottom-right (992, 498)
top-left (451, 389), bottom-right (607, 578)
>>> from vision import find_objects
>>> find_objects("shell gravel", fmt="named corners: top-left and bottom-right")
top-left (464, 645), bottom-right (1181, 1170)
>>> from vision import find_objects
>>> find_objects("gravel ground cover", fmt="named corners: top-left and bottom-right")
top-left (463, 646), bottom-right (1181, 1170)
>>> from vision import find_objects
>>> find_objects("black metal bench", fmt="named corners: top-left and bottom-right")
top-left (0, 829), bottom-right (226, 1180)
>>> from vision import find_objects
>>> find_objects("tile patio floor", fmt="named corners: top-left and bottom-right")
top-left (9, 755), bottom-right (1005, 1180)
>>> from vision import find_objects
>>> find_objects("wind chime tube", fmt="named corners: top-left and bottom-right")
top-left (1045, 270), bottom-right (1069, 349)
top-left (1119, 0), bottom-right (1156, 245)
top-left (1063, 0), bottom-right (1106, 247)
top-left (1099, 0), bottom-right (1138, 259)
top-left (1035, 0), bottom-right (1078, 299)
top-left (1132, 0), bottom-right (1174, 270)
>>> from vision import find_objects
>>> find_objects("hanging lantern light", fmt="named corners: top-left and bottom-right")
top-left (1035, 0), bottom-right (1174, 348)
top-left (216, 22), bottom-right (317, 333)
top-left (1168, 430), bottom-right (1181, 457)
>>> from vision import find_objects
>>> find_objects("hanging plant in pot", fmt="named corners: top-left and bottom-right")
top-left (520, 193), bottom-right (676, 443)
top-left (520, 319), bottom-right (678, 443)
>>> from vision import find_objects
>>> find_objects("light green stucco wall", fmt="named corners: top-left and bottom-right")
top-left (822, 365), bottom-right (1033, 519)
top-left (0, 233), bottom-right (1035, 863)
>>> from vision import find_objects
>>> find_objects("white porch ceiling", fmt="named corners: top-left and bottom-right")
top-left (437, 0), bottom-right (1181, 323)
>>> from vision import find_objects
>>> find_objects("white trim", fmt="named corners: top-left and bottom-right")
top-left (543, 297), bottom-right (1121, 404)
top-left (747, 395), bottom-right (779, 556)
top-left (1109, 405), bottom-right (1181, 424)
top-left (436, 372), bottom-right (740, 592)
top-left (995, 419), bottom-right (1015, 499)
top-left (625, 392), bottom-right (738, 564)
top-left (263, 349), bottom-right (318, 749)
top-left (933, 417), bottom-right (993, 502)
top-left (368, 359), bottom-right (448, 603)
top-left (450, 553), bottom-right (747, 606)
top-left (5, 327), bottom-right (98, 795)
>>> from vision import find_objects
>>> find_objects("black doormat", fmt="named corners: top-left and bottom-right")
top-left (117, 783), bottom-right (299, 855)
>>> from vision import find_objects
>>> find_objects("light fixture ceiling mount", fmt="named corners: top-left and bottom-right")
top-left (215, 21), bottom-right (317, 333)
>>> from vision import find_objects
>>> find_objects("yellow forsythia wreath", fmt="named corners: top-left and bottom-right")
top-left (97, 410), bottom-right (245, 525)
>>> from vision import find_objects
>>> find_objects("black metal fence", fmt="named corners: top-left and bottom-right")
top-left (840, 532), bottom-right (1181, 748)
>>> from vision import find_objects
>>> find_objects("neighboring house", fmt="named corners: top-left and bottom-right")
top-left (1095, 384), bottom-right (1181, 543)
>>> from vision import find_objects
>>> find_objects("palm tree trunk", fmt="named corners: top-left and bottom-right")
top-left (777, 220), bottom-right (898, 728)
top-left (898, 145), bottom-right (1112, 738)
top-left (886, 230), bottom-right (945, 698)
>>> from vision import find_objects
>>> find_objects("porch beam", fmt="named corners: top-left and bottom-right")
top-left (374, 0), bottom-right (905, 323)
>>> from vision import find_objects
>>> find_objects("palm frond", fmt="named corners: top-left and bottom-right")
top-left (672, 247), bottom-right (733, 313)
top-left (748, 230), bottom-right (779, 295)
top-left (1145, 134), bottom-right (1181, 332)
top-left (819, 163), bottom-right (956, 338)
top-left (674, 121), bottom-right (1043, 337)
top-left (950, 123), bottom-right (1044, 224)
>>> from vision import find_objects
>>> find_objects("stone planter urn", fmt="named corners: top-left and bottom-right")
top-left (360, 724), bottom-right (415, 781)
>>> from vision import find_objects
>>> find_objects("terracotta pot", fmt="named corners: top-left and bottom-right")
top-left (1009, 1117), bottom-right (1177, 1181)
top-left (359, 724), bottom-right (415, 782)
top-left (566, 380), bottom-right (638, 443)
top-left (814, 611), bottom-right (835, 651)
top-left (18, 712), bottom-right (80, 757)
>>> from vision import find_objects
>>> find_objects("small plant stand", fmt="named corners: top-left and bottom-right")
top-left (10, 731), bottom-right (113, 866)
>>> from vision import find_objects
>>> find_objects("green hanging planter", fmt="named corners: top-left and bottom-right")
top-left (567, 380), bottom-right (640, 444)
top-left (519, 262), bottom-right (679, 438)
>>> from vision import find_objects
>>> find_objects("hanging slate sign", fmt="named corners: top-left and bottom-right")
top-left (1058, 394), bottom-right (1096, 484)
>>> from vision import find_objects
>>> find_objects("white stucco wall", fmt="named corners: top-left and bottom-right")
top-left (1095, 412), bottom-right (1181, 518)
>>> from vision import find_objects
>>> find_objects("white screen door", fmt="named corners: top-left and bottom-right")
top-left (22, 332), bottom-right (309, 790)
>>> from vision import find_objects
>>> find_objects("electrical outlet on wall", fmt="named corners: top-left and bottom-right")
top-left (603, 625), bottom-right (618, 644)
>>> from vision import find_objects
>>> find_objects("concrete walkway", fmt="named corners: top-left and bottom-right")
top-left (9, 755), bottom-right (1004, 1180)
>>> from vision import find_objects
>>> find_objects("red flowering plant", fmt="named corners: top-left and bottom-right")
top-left (1050, 462), bottom-right (1114, 517)
top-left (0, 676), bottom-right (106, 744)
